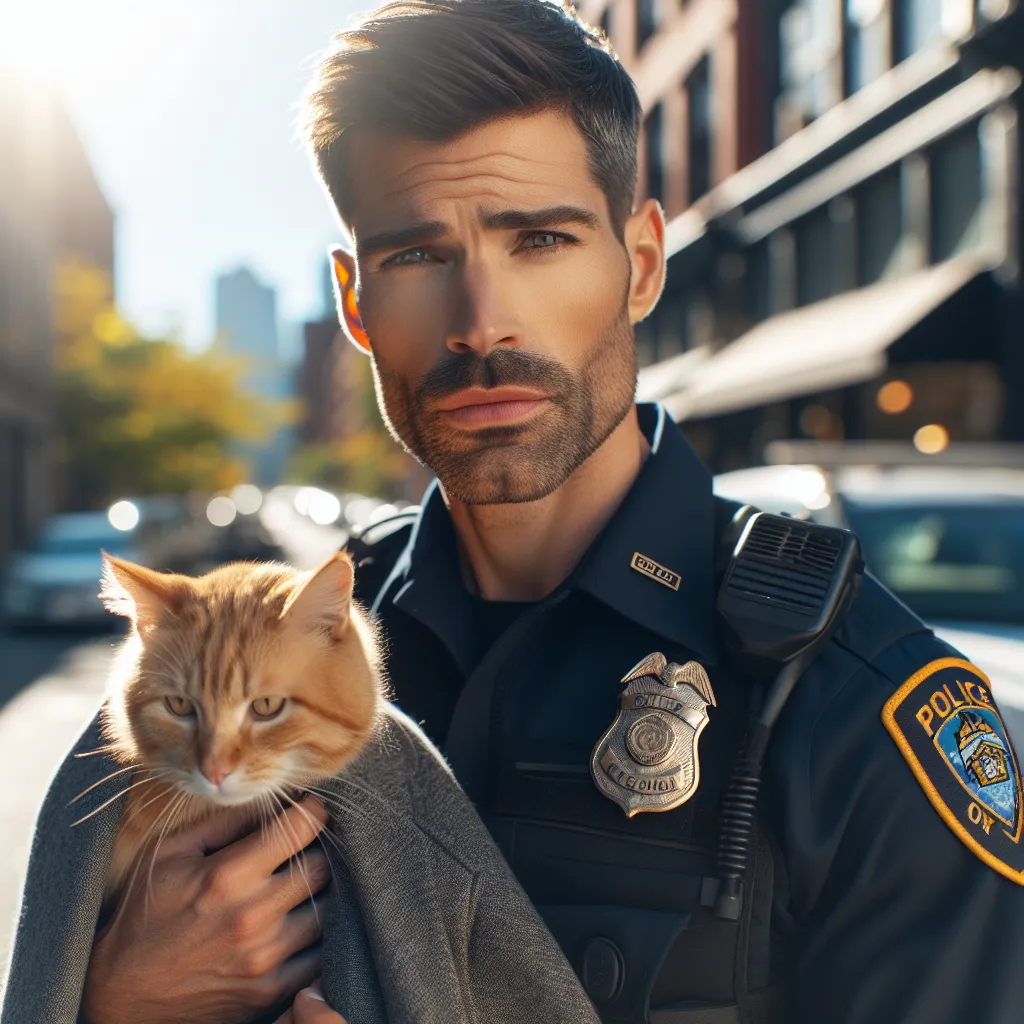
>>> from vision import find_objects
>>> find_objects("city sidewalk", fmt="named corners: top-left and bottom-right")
top-left (0, 638), bottom-right (114, 985)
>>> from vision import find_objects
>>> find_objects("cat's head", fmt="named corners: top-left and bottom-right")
top-left (98, 552), bottom-right (383, 807)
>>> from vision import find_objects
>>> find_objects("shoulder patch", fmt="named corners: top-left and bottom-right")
top-left (883, 657), bottom-right (1024, 885)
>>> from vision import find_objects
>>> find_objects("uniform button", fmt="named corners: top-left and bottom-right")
top-left (580, 936), bottom-right (624, 1003)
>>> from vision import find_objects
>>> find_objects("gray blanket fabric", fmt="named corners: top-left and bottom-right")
top-left (1, 703), bottom-right (600, 1024)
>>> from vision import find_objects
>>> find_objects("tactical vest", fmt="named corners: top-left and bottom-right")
top-left (346, 499), bottom-right (923, 1024)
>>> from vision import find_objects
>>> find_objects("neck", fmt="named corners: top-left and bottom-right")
top-left (446, 408), bottom-right (650, 602)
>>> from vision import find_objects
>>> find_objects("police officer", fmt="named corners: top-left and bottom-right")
top-left (312, 1), bottom-right (1024, 1020)
top-left (79, 2), bottom-right (1024, 1022)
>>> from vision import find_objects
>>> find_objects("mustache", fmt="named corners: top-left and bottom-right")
top-left (416, 349), bottom-right (574, 404)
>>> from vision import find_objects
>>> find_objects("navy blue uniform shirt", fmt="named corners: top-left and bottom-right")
top-left (350, 404), bottom-right (1024, 1023)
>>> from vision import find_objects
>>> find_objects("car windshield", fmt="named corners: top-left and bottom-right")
top-left (844, 501), bottom-right (1024, 625)
top-left (31, 517), bottom-right (134, 557)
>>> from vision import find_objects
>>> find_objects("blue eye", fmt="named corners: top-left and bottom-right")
top-left (386, 248), bottom-right (430, 267)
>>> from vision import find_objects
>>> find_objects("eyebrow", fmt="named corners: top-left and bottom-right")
top-left (357, 205), bottom-right (600, 260)
top-left (480, 205), bottom-right (600, 232)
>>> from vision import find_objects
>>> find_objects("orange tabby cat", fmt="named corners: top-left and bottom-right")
top-left (93, 550), bottom-right (383, 903)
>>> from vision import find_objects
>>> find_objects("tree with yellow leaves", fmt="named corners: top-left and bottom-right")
top-left (54, 259), bottom-right (291, 508)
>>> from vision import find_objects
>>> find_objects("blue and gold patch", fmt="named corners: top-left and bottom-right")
top-left (883, 657), bottom-right (1024, 885)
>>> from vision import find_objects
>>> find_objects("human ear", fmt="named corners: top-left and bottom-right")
top-left (623, 198), bottom-right (666, 325)
top-left (330, 246), bottom-right (371, 353)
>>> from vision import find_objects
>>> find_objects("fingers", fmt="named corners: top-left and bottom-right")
top-left (267, 944), bottom-right (323, 1008)
top-left (223, 796), bottom-right (328, 883)
top-left (163, 802), bottom-right (259, 858)
top-left (265, 893), bottom-right (328, 967)
top-left (292, 985), bottom-right (348, 1023)
top-left (274, 1011), bottom-right (295, 1024)
top-left (271, 849), bottom-right (332, 912)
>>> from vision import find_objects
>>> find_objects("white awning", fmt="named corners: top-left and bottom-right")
top-left (640, 256), bottom-right (990, 422)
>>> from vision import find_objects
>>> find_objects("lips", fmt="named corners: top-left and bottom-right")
top-left (434, 387), bottom-right (550, 427)
top-left (435, 387), bottom-right (547, 411)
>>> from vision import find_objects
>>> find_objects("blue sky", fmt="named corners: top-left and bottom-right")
top-left (1, 0), bottom-right (365, 353)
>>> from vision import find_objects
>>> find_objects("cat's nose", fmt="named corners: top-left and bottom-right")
top-left (200, 759), bottom-right (234, 787)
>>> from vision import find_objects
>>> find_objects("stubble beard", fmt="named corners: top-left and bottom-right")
top-left (371, 298), bottom-right (637, 505)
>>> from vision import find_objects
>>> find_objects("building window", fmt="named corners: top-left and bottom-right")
top-left (892, 0), bottom-right (947, 61)
top-left (645, 103), bottom-right (665, 204)
top-left (796, 207), bottom-right (835, 305)
top-left (930, 126), bottom-right (983, 262)
top-left (844, 0), bottom-right (890, 95)
top-left (778, 0), bottom-right (843, 134)
top-left (856, 167), bottom-right (902, 284)
top-left (687, 56), bottom-right (713, 202)
top-left (636, 0), bottom-right (658, 50)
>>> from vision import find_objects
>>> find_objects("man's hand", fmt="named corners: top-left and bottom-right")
top-left (274, 984), bottom-right (348, 1023)
top-left (81, 794), bottom-right (331, 1024)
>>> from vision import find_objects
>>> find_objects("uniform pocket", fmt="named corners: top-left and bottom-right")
top-left (535, 903), bottom-right (690, 1024)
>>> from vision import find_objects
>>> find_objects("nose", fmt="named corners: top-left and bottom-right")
top-left (446, 257), bottom-right (521, 357)
top-left (200, 756), bottom-right (236, 788)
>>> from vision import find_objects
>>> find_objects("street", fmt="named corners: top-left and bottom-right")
top-left (0, 629), bottom-right (115, 983)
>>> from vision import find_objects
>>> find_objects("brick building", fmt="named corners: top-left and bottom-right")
top-left (586, 0), bottom-right (1024, 470)
top-left (0, 75), bottom-right (114, 561)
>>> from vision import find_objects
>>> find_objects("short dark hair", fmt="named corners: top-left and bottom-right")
top-left (302, 0), bottom-right (641, 238)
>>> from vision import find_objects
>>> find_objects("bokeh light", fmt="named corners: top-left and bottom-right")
top-left (913, 424), bottom-right (950, 454)
top-left (107, 500), bottom-right (139, 531)
top-left (800, 404), bottom-right (844, 440)
top-left (231, 483), bottom-right (263, 515)
top-left (206, 495), bottom-right (237, 527)
top-left (308, 491), bottom-right (342, 526)
top-left (877, 380), bottom-right (914, 415)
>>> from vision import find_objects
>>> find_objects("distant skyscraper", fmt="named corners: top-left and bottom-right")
top-left (215, 267), bottom-right (279, 364)
top-left (213, 266), bottom-right (291, 484)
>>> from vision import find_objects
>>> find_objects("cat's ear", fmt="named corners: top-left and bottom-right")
top-left (281, 552), bottom-right (354, 641)
top-left (100, 553), bottom-right (192, 633)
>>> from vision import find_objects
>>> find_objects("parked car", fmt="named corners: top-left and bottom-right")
top-left (1, 510), bottom-right (143, 628)
top-left (713, 444), bottom-right (1024, 736)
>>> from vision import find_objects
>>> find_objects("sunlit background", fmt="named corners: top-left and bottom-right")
top-left (2, 0), bottom-right (1024, 972)
top-left (0, 0), bottom-right (362, 347)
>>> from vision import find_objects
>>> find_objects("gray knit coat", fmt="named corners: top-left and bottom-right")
top-left (1, 704), bottom-right (600, 1024)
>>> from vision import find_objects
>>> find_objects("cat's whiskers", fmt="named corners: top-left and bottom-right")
top-left (120, 775), bottom-right (187, 829)
top-left (303, 768), bottom-right (401, 818)
top-left (71, 771), bottom-right (174, 827)
top-left (301, 783), bottom-right (388, 827)
top-left (68, 762), bottom-right (149, 806)
top-left (109, 786), bottom-right (189, 934)
top-left (276, 789), bottom-right (343, 920)
top-left (145, 790), bottom-right (192, 919)
top-left (73, 744), bottom-right (120, 759)
top-left (266, 788), bottom-right (316, 900)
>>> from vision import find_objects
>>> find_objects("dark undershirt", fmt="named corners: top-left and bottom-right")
top-left (465, 593), bottom-right (538, 672)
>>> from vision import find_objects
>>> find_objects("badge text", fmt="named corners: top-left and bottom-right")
top-left (630, 553), bottom-right (681, 592)
top-left (600, 750), bottom-right (678, 793)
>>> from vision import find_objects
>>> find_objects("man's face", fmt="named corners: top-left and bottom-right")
top-left (343, 110), bottom-right (641, 505)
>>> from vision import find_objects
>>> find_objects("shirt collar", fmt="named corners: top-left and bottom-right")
top-left (378, 402), bottom-right (718, 671)
top-left (572, 403), bottom-right (718, 664)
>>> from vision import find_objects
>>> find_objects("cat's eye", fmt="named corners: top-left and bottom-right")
top-left (164, 695), bottom-right (194, 717)
top-left (251, 696), bottom-right (286, 720)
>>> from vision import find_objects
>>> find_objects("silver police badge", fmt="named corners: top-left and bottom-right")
top-left (590, 653), bottom-right (716, 817)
